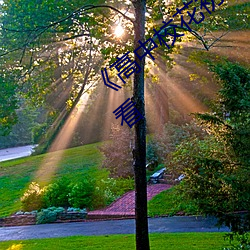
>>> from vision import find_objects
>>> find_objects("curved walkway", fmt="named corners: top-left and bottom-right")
top-left (88, 184), bottom-right (171, 219)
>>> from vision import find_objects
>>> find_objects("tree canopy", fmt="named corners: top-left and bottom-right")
top-left (0, 0), bottom-right (232, 135)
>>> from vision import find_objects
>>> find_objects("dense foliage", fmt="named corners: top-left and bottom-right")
top-left (0, 0), bottom-right (231, 142)
top-left (0, 75), bottom-right (18, 136)
top-left (68, 180), bottom-right (95, 209)
top-left (168, 61), bottom-right (250, 233)
top-left (43, 177), bottom-right (71, 208)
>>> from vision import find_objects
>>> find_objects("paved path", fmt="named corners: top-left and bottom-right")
top-left (0, 145), bottom-right (37, 162)
top-left (88, 184), bottom-right (171, 218)
top-left (0, 216), bottom-right (229, 241)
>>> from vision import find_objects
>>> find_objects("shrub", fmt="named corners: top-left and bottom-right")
top-left (92, 177), bottom-right (134, 209)
top-left (67, 207), bottom-right (86, 213)
top-left (21, 182), bottom-right (45, 211)
top-left (43, 177), bottom-right (71, 208)
top-left (146, 141), bottom-right (159, 171)
top-left (92, 178), bottom-right (117, 209)
top-left (32, 123), bottom-right (47, 144)
top-left (167, 135), bottom-right (241, 214)
top-left (113, 177), bottom-right (134, 197)
top-left (68, 180), bottom-right (94, 209)
top-left (36, 206), bottom-right (64, 224)
top-left (223, 233), bottom-right (250, 250)
top-left (168, 62), bottom-right (250, 233)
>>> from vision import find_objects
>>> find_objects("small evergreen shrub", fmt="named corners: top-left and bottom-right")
top-left (36, 207), bottom-right (64, 224)
top-left (67, 207), bottom-right (86, 213)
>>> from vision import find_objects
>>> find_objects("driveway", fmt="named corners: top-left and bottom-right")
top-left (0, 145), bottom-right (37, 162)
top-left (0, 216), bottom-right (229, 241)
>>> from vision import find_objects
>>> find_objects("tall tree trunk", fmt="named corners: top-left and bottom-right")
top-left (132, 1), bottom-right (150, 250)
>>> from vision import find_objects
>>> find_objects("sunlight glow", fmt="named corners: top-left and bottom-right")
top-left (114, 24), bottom-right (124, 38)
top-left (34, 45), bottom-right (215, 184)
top-left (35, 93), bottom-right (89, 184)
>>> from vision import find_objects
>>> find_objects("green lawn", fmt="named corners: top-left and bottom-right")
top-left (0, 143), bottom-right (104, 217)
top-left (0, 233), bottom-right (230, 250)
top-left (148, 186), bottom-right (199, 217)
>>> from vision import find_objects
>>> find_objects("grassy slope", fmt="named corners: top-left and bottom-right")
top-left (0, 141), bottom-right (194, 219)
top-left (148, 186), bottom-right (199, 217)
top-left (0, 139), bottom-right (190, 218)
top-left (0, 233), bottom-right (230, 250)
top-left (0, 143), bottom-right (103, 217)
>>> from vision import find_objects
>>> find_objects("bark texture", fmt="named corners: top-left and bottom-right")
top-left (132, 0), bottom-right (150, 250)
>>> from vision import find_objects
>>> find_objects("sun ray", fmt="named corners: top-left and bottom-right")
top-left (35, 93), bottom-right (89, 184)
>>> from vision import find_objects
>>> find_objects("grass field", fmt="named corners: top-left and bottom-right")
top-left (0, 143), bottom-right (104, 217)
top-left (0, 233), bottom-right (231, 250)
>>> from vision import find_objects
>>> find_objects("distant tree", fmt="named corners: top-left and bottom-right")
top-left (0, 74), bottom-right (18, 136)
top-left (99, 124), bottom-right (134, 178)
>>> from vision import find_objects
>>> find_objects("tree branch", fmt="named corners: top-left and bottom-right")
top-left (1, 4), bottom-right (134, 33)
top-left (83, 5), bottom-right (134, 23)
top-left (148, 24), bottom-right (229, 52)
top-left (0, 4), bottom-right (134, 57)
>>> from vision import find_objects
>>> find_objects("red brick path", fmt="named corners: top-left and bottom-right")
top-left (88, 184), bottom-right (171, 219)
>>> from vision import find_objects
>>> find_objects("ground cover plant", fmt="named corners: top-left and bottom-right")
top-left (0, 233), bottom-right (232, 250)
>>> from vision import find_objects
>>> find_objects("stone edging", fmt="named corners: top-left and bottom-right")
top-left (0, 212), bottom-right (87, 227)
